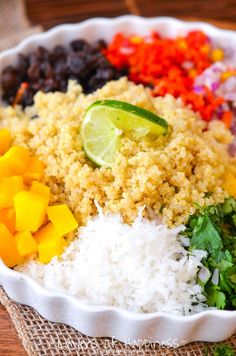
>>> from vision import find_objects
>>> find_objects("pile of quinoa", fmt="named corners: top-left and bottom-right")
top-left (0, 77), bottom-right (235, 226)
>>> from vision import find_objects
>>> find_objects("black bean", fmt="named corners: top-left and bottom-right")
top-left (70, 39), bottom-right (89, 52)
top-left (117, 68), bottom-right (128, 78)
top-left (67, 52), bottom-right (88, 75)
top-left (21, 87), bottom-right (35, 106)
top-left (42, 78), bottom-right (57, 92)
top-left (28, 52), bottom-right (40, 66)
top-left (95, 68), bottom-right (116, 80)
top-left (54, 62), bottom-right (69, 78)
top-left (50, 45), bottom-right (67, 63)
top-left (35, 46), bottom-right (49, 61)
top-left (1, 38), bottom-right (123, 108)
top-left (27, 63), bottom-right (41, 81)
top-left (87, 76), bottom-right (107, 92)
top-left (41, 62), bottom-right (54, 78)
top-left (58, 79), bottom-right (68, 92)
top-left (93, 39), bottom-right (107, 51)
top-left (17, 54), bottom-right (29, 77)
top-left (95, 55), bottom-right (111, 69)
top-left (1, 67), bottom-right (20, 91)
top-left (2, 93), bottom-right (15, 104)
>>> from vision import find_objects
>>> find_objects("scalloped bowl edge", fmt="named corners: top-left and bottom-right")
top-left (0, 16), bottom-right (236, 345)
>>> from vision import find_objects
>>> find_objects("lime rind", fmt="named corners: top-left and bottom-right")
top-left (85, 100), bottom-right (168, 134)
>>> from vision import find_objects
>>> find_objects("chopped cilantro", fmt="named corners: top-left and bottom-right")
top-left (212, 343), bottom-right (235, 356)
top-left (184, 197), bottom-right (236, 310)
top-left (191, 215), bottom-right (222, 253)
top-left (207, 286), bottom-right (226, 309)
top-left (204, 343), bottom-right (235, 356)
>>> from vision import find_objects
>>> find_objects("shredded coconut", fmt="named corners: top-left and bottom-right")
top-left (16, 211), bottom-right (206, 315)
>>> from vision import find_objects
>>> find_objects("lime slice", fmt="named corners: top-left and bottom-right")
top-left (81, 100), bottom-right (168, 167)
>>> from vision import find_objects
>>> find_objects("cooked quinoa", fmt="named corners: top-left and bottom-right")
top-left (0, 78), bottom-right (235, 226)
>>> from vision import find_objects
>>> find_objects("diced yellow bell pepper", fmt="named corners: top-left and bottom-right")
top-left (223, 172), bottom-right (236, 198)
top-left (34, 222), bottom-right (61, 244)
top-left (23, 157), bottom-right (45, 185)
top-left (1, 146), bottom-right (30, 175)
top-left (30, 181), bottom-right (50, 203)
top-left (47, 204), bottom-right (78, 236)
top-left (15, 230), bottom-right (38, 257)
top-left (0, 129), bottom-right (11, 155)
top-left (14, 191), bottom-right (48, 232)
top-left (212, 48), bottom-right (224, 62)
top-left (38, 234), bottom-right (66, 264)
top-left (0, 208), bottom-right (15, 234)
top-left (0, 223), bottom-right (24, 267)
top-left (221, 71), bottom-right (234, 82)
top-left (0, 176), bottom-right (24, 208)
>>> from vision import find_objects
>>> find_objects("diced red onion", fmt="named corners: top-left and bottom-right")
top-left (230, 110), bottom-right (236, 134)
top-left (224, 93), bottom-right (236, 101)
top-left (211, 82), bottom-right (220, 92)
top-left (212, 67), bottom-right (222, 73)
top-left (193, 85), bottom-right (204, 94)
top-left (228, 138), bottom-right (236, 156)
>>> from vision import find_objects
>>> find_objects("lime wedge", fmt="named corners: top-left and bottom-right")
top-left (81, 100), bottom-right (168, 167)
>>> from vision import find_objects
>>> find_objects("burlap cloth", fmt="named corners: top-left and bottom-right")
top-left (0, 1), bottom-right (236, 355)
top-left (0, 0), bottom-right (42, 51)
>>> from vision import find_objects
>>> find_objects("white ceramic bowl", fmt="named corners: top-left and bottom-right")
top-left (0, 16), bottom-right (236, 346)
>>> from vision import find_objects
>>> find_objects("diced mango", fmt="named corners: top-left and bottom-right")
top-left (0, 176), bottom-right (24, 208)
top-left (34, 222), bottom-right (61, 244)
top-left (15, 231), bottom-right (38, 257)
top-left (47, 204), bottom-right (78, 236)
top-left (1, 146), bottom-right (30, 175)
top-left (38, 235), bottom-right (66, 264)
top-left (14, 191), bottom-right (48, 232)
top-left (23, 157), bottom-right (45, 185)
top-left (0, 135), bottom-right (78, 267)
top-left (30, 181), bottom-right (50, 203)
top-left (0, 129), bottom-right (11, 155)
top-left (223, 172), bottom-right (236, 198)
top-left (0, 223), bottom-right (23, 267)
top-left (0, 208), bottom-right (15, 234)
top-left (0, 160), bottom-right (12, 178)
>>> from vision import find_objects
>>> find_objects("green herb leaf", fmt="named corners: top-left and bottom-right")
top-left (191, 215), bottom-right (222, 253)
top-left (212, 343), bottom-right (235, 356)
top-left (209, 251), bottom-right (233, 272)
top-left (232, 214), bottom-right (236, 226)
top-left (207, 287), bottom-right (226, 309)
top-left (223, 197), bottom-right (236, 215)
